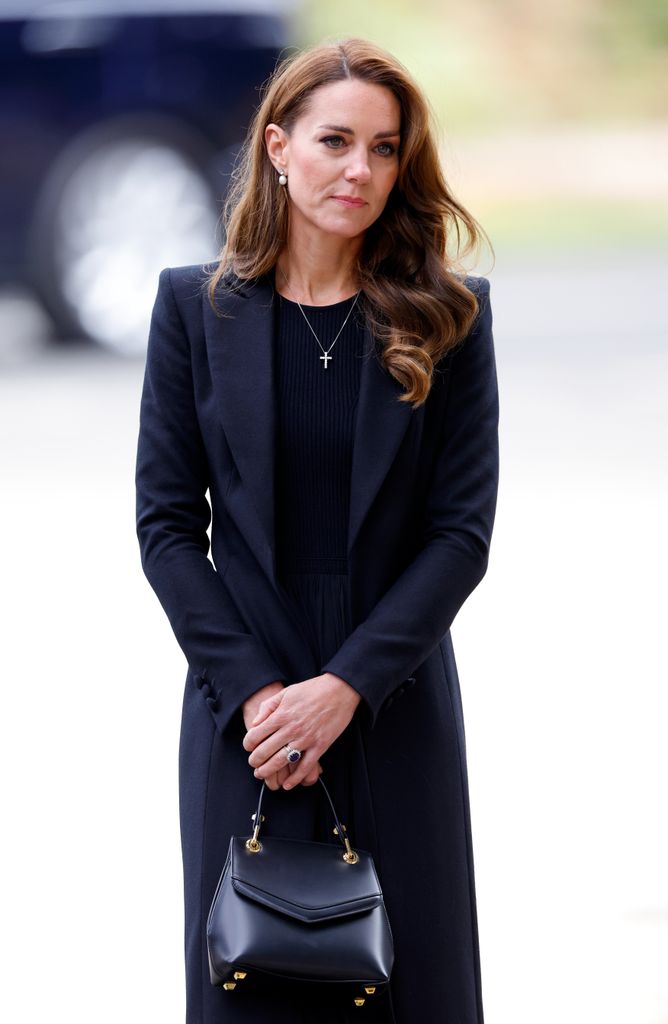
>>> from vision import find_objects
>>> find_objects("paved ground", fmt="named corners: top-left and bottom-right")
top-left (1, 247), bottom-right (666, 1022)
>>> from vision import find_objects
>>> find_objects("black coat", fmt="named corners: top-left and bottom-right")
top-left (135, 265), bottom-right (499, 1023)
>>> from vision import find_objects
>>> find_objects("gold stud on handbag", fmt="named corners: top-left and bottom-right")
top-left (206, 774), bottom-right (394, 1004)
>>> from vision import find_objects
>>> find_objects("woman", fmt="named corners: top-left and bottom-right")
top-left (135, 36), bottom-right (499, 1024)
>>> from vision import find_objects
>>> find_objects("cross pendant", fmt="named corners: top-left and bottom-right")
top-left (320, 352), bottom-right (332, 369)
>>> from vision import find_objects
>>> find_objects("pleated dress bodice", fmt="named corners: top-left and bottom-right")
top-left (273, 289), bottom-right (366, 579)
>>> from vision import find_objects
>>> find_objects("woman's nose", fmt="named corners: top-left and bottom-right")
top-left (345, 151), bottom-right (372, 183)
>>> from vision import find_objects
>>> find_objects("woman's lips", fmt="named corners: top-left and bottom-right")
top-left (331, 195), bottom-right (366, 208)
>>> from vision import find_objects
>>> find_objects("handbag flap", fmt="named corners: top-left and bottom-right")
top-left (230, 835), bottom-right (384, 924)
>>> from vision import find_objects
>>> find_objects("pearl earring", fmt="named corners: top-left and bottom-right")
top-left (278, 168), bottom-right (287, 186)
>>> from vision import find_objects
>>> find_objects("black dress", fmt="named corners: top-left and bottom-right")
top-left (248, 290), bottom-right (397, 1022)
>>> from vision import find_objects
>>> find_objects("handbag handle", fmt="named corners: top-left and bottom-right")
top-left (246, 775), bottom-right (359, 864)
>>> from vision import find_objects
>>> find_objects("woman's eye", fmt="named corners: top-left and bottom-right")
top-left (321, 135), bottom-right (346, 148)
top-left (375, 142), bottom-right (396, 157)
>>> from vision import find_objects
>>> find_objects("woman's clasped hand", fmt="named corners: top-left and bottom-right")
top-left (242, 673), bottom-right (362, 790)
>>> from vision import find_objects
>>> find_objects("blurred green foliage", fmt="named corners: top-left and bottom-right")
top-left (297, 0), bottom-right (668, 131)
top-left (291, 1), bottom-right (668, 249)
top-left (480, 197), bottom-right (668, 253)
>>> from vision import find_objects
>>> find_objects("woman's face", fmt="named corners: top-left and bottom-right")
top-left (265, 78), bottom-right (401, 242)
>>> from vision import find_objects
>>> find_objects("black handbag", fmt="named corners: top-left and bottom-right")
top-left (206, 774), bottom-right (394, 1009)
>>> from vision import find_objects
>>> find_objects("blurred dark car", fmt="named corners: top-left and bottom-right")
top-left (0, 0), bottom-right (296, 354)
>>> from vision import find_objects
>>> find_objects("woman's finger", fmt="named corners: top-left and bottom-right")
top-left (252, 731), bottom-right (318, 778)
top-left (300, 763), bottom-right (322, 786)
top-left (248, 715), bottom-right (313, 769)
top-left (258, 763), bottom-right (290, 791)
top-left (243, 700), bottom-right (291, 752)
top-left (280, 751), bottom-right (320, 790)
top-left (255, 757), bottom-right (320, 789)
top-left (250, 692), bottom-right (284, 727)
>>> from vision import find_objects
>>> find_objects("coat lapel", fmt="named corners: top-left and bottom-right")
top-left (203, 272), bottom-right (415, 586)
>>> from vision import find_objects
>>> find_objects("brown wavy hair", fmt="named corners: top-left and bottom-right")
top-left (205, 36), bottom-right (493, 408)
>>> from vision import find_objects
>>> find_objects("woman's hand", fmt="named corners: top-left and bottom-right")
top-left (242, 682), bottom-right (290, 791)
top-left (242, 673), bottom-right (362, 790)
top-left (242, 681), bottom-right (322, 790)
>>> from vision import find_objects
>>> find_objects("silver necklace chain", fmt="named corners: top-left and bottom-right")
top-left (278, 265), bottom-right (361, 370)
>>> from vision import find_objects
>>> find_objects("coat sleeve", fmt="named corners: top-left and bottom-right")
top-left (135, 268), bottom-right (288, 736)
top-left (321, 277), bottom-right (499, 729)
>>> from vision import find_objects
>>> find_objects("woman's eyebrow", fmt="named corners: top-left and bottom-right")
top-left (316, 124), bottom-right (401, 138)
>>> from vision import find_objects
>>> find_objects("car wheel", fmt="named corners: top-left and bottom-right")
top-left (28, 116), bottom-right (222, 356)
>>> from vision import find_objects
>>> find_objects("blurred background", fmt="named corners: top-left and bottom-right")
top-left (1, 1), bottom-right (666, 1021)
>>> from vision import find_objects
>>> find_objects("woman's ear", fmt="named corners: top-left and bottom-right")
top-left (265, 122), bottom-right (289, 173)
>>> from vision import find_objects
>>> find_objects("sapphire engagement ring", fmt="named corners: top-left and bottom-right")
top-left (284, 744), bottom-right (302, 764)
